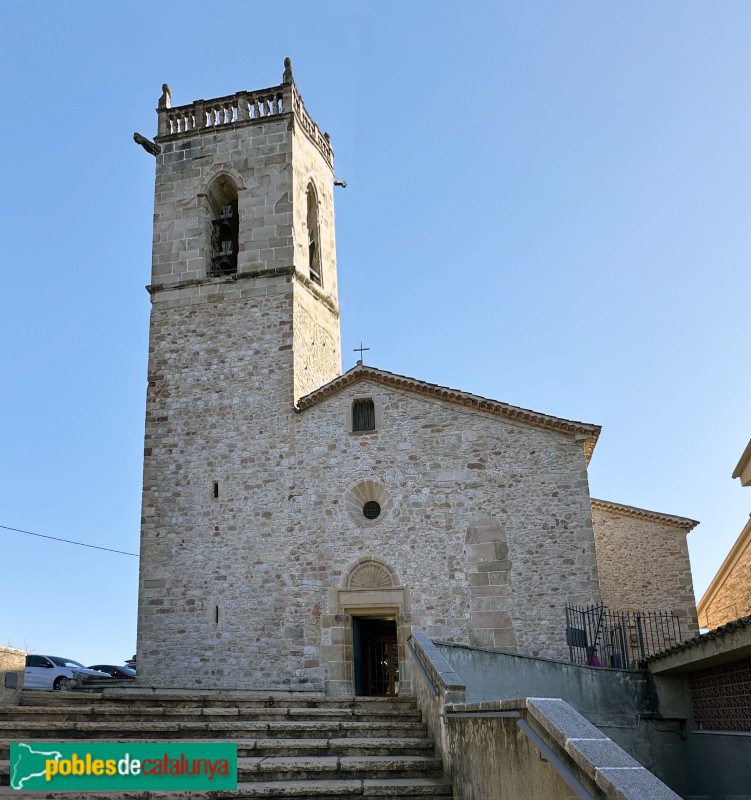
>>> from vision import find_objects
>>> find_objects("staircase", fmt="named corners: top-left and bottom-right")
top-left (0, 690), bottom-right (453, 798)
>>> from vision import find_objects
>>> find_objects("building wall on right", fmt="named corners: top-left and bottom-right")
top-left (698, 518), bottom-right (751, 629)
top-left (591, 500), bottom-right (699, 637)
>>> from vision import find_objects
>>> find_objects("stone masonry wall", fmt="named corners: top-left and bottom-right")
top-left (701, 530), bottom-right (751, 628)
top-left (136, 278), bottom-right (306, 688)
top-left (290, 118), bottom-right (341, 403)
top-left (294, 381), bottom-right (602, 693)
top-left (137, 83), bottom-right (602, 693)
top-left (591, 504), bottom-right (698, 636)
top-left (0, 647), bottom-right (25, 705)
top-left (292, 283), bottom-right (341, 405)
top-left (151, 116), bottom-right (293, 287)
top-left (139, 102), bottom-right (344, 689)
top-left (291, 120), bottom-right (338, 301)
top-left (139, 363), bottom-right (602, 690)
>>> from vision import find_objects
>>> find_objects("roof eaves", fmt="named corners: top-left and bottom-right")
top-left (732, 438), bottom-right (751, 485)
top-left (697, 515), bottom-right (751, 623)
top-left (591, 498), bottom-right (699, 532)
top-left (297, 364), bottom-right (601, 458)
top-left (647, 614), bottom-right (751, 662)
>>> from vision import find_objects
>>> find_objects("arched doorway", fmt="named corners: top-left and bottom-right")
top-left (330, 557), bottom-right (410, 696)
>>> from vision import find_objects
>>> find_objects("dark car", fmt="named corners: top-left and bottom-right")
top-left (87, 664), bottom-right (136, 680)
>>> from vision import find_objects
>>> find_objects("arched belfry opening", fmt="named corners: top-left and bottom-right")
top-left (306, 182), bottom-right (322, 286)
top-left (208, 175), bottom-right (239, 276)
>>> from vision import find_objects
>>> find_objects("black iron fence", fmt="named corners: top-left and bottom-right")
top-left (565, 604), bottom-right (683, 668)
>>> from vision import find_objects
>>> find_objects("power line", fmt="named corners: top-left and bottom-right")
top-left (0, 524), bottom-right (139, 558)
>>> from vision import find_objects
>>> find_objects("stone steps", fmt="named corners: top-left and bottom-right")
top-left (1, 754), bottom-right (442, 782)
top-left (0, 692), bottom-right (453, 798)
top-left (0, 776), bottom-right (452, 798)
top-left (0, 737), bottom-right (435, 759)
top-left (0, 720), bottom-right (429, 740)
top-left (18, 691), bottom-right (416, 709)
top-left (1, 706), bottom-right (423, 722)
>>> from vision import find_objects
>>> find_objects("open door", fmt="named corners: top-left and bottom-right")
top-left (353, 616), bottom-right (399, 696)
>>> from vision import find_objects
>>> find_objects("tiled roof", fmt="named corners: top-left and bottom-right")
top-left (647, 614), bottom-right (751, 662)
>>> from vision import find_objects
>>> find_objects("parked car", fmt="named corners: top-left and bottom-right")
top-left (24, 655), bottom-right (111, 691)
top-left (88, 664), bottom-right (136, 680)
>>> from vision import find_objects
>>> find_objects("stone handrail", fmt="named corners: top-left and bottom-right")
top-left (156, 81), bottom-right (333, 166)
top-left (407, 632), bottom-right (680, 800)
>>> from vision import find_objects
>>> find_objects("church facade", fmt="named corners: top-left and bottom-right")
top-left (135, 61), bottom-right (698, 695)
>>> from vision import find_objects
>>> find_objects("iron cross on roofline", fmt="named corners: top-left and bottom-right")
top-left (354, 343), bottom-right (370, 364)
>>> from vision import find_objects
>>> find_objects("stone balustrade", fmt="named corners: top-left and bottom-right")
top-left (291, 83), bottom-right (333, 165)
top-left (156, 82), bottom-right (333, 166)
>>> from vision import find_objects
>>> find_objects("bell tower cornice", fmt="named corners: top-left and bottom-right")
top-left (154, 58), bottom-right (334, 170)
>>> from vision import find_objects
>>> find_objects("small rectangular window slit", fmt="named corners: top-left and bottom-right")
top-left (213, 481), bottom-right (219, 498)
top-left (214, 605), bottom-right (220, 624)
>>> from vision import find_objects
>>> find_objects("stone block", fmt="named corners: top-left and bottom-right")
top-left (565, 737), bottom-right (641, 772)
top-left (466, 521), bottom-right (506, 544)
top-left (527, 698), bottom-right (604, 743)
top-left (493, 629), bottom-right (517, 649)
top-left (466, 542), bottom-right (496, 562)
top-left (477, 560), bottom-right (511, 573)
top-left (471, 610), bottom-right (513, 629)
top-left (596, 767), bottom-right (681, 799)
top-left (469, 630), bottom-right (494, 648)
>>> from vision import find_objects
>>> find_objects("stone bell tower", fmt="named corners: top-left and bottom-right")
top-left (136, 60), bottom-right (342, 689)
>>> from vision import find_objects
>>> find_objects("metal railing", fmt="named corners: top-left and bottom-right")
top-left (565, 604), bottom-right (682, 668)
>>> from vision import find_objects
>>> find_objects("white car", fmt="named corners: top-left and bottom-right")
top-left (24, 655), bottom-right (110, 690)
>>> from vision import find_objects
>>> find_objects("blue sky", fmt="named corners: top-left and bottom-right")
top-left (1, 2), bottom-right (749, 666)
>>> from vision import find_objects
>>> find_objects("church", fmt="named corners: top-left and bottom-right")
top-left (135, 60), bottom-right (699, 696)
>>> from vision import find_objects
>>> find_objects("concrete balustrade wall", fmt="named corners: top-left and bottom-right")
top-left (408, 632), bottom-right (682, 800)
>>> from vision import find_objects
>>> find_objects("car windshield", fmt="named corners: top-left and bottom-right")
top-left (48, 657), bottom-right (86, 669)
top-left (120, 666), bottom-right (136, 676)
